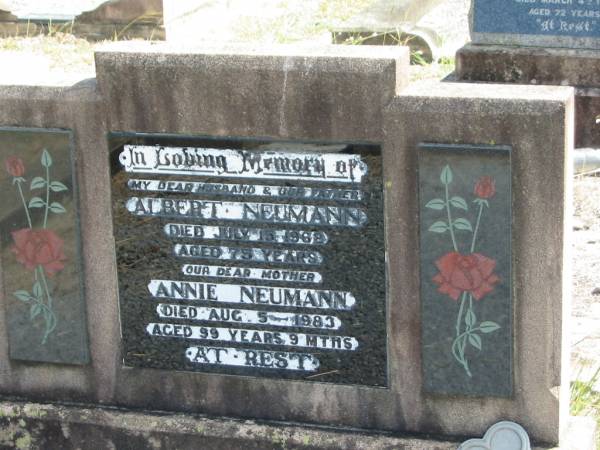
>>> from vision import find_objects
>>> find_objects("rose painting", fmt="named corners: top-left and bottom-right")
top-left (4, 149), bottom-right (69, 344)
top-left (419, 144), bottom-right (513, 395)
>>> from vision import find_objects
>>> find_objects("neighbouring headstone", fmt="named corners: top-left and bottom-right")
top-left (0, 127), bottom-right (89, 364)
top-left (0, 0), bottom-right (163, 40)
top-left (471, 0), bottom-right (600, 49)
top-left (458, 1), bottom-right (600, 148)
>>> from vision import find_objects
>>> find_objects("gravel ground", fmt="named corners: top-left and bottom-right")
top-left (571, 173), bottom-right (600, 388)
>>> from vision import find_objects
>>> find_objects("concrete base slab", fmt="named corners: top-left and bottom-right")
top-left (456, 44), bottom-right (600, 87)
top-left (0, 399), bottom-right (594, 449)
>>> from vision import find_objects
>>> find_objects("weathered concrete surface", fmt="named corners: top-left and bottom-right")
top-left (456, 44), bottom-right (600, 147)
top-left (95, 42), bottom-right (409, 143)
top-left (76, 0), bottom-right (162, 23)
top-left (0, 9), bottom-right (16, 21)
top-left (0, 399), bottom-right (593, 449)
top-left (385, 81), bottom-right (574, 446)
top-left (456, 44), bottom-right (600, 88)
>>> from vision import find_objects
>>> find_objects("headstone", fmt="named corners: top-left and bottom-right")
top-left (0, 44), bottom-right (593, 449)
top-left (471, 0), bottom-right (600, 49)
top-left (0, 127), bottom-right (89, 364)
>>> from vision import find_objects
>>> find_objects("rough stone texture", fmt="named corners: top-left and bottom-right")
top-left (456, 44), bottom-right (600, 147)
top-left (456, 44), bottom-right (600, 88)
top-left (0, 399), bottom-right (594, 450)
top-left (0, 9), bottom-right (16, 21)
top-left (95, 42), bottom-right (409, 143)
top-left (385, 81), bottom-right (574, 446)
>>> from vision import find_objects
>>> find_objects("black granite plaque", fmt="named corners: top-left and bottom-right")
top-left (110, 134), bottom-right (387, 386)
top-left (419, 143), bottom-right (512, 397)
top-left (0, 127), bottom-right (89, 364)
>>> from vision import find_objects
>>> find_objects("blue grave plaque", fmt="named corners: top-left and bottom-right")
top-left (472, 0), bottom-right (600, 49)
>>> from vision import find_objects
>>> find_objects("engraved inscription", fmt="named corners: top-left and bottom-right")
top-left (111, 138), bottom-right (386, 386)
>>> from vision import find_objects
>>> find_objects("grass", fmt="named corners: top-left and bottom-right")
top-left (570, 364), bottom-right (600, 447)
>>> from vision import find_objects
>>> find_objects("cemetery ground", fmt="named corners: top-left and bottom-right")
top-left (0, 31), bottom-right (598, 444)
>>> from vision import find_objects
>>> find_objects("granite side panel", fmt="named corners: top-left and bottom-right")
top-left (384, 82), bottom-right (573, 445)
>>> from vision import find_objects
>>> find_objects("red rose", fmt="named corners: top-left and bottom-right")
top-left (5, 156), bottom-right (25, 177)
top-left (474, 176), bottom-right (495, 199)
top-left (11, 229), bottom-right (67, 276)
top-left (432, 252), bottom-right (500, 301)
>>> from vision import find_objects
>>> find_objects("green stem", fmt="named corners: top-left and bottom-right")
top-left (456, 292), bottom-right (467, 337)
top-left (38, 266), bottom-right (56, 344)
top-left (445, 182), bottom-right (458, 251)
top-left (43, 164), bottom-right (50, 228)
top-left (16, 180), bottom-right (33, 228)
top-left (452, 292), bottom-right (473, 377)
top-left (470, 202), bottom-right (484, 253)
top-left (460, 294), bottom-right (475, 359)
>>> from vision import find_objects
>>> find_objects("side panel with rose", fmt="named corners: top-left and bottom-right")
top-left (419, 143), bottom-right (512, 397)
top-left (0, 128), bottom-right (89, 364)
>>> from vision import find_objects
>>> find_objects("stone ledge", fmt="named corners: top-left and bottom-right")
top-left (0, 399), bottom-right (594, 449)
top-left (456, 43), bottom-right (600, 87)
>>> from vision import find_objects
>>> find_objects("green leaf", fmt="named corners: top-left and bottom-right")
top-left (32, 281), bottom-right (43, 299)
top-left (450, 196), bottom-right (468, 210)
top-left (13, 290), bottom-right (31, 302)
top-left (41, 149), bottom-right (52, 168)
top-left (49, 202), bottom-right (66, 214)
top-left (466, 309), bottom-right (476, 327)
top-left (425, 199), bottom-right (445, 210)
top-left (28, 197), bottom-right (45, 208)
top-left (468, 333), bottom-right (482, 350)
top-left (30, 303), bottom-right (42, 319)
top-left (30, 177), bottom-right (46, 190)
top-left (453, 218), bottom-right (473, 231)
top-left (480, 321), bottom-right (501, 333)
top-left (440, 165), bottom-right (453, 185)
top-left (50, 181), bottom-right (68, 192)
top-left (428, 221), bottom-right (448, 233)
